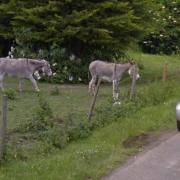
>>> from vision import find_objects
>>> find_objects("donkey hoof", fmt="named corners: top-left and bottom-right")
top-left (36, 89), bottom-right (40, 92)
top-left (113, 101), bottom-right (121, 106)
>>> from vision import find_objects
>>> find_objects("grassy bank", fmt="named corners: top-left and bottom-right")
top-left (0, 98), bottom-right (177, 180)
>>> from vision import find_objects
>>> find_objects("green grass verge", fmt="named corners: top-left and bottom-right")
top-left (0, 99), bottom-right (176, 180)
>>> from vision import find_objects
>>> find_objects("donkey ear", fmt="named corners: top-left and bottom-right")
top-left (40, 59), bottom-right (47, 64)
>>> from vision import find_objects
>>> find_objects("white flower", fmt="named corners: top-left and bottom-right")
top-left (69, 54), bottom-right (75, 61)
top-left (174, 8), bottom-right (177, 11)
top-left (10, 46), bottom-right (15, 52)
top-left (160, 34), bottom-right (163, 37)
top-left (162, 6), bottom-right (165, 9)
top-left (52, 63), bottom-right (57, 66)
top-left (78, 77), bottom-right (82, 81)
top-left (53, 72), bottom-right (56, 76)
top-left (69, 76), bottom-right (73, 81)
top-left (173, 20), bottom-right (177, 23)
top-left (143, 41), bottom-right (148, 44)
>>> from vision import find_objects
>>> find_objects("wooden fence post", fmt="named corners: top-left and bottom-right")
top-left (0, 95), bottom-right (8, 161)
top-left (130, 65), bottom-right (137, 100)
top-left (162, 63), bottom-right (168, 82)
top-left (88, 78), bottom-right (101, 121)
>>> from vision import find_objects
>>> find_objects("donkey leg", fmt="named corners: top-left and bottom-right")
top-left (89, 77), bottom-right (94, 92)
top-left (112, 80), bottom-right (119, 101)
top-left (0, 74), bottom-right (5, 91)
top-left (112, 80), bottom-right (117, 99)
top-left (89, 76), bottom-right (97, 94)
top-left (115, 81), bottom-right (120, 100)
top-left (19, 79), bottom-right (23, 92)
top-left (29, 76), bottom-right (40, 92)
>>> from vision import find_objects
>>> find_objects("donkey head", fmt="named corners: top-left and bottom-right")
top-left (128, 59), bottom-right (140, 80)
top-left (41, 60), bottom-right (52, 76)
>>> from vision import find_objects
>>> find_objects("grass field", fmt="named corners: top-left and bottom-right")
top-left (0, 52), bottom-right (180, 180)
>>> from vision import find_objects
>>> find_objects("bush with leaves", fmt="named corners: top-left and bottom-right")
top-left (140, 0), bottom-right (180, 54)
top-left (42, 124), bottom-right (68, 149)
top-left (3, 88), bottom-right (17, 100)
top-left (0, 0), bottom-right (159, 82)
top-left (65, 113), bottom-right (92, 141)
top-left (25, 95), bottom-right (53, 132)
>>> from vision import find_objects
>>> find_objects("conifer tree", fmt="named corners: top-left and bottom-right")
top-left (0, 0), bottom-right (159, 81)
top-left (0, 0), bottom-right (157, 58)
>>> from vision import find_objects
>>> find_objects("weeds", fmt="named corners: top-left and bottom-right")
top-left (3, 88), bottom-right (17, 100)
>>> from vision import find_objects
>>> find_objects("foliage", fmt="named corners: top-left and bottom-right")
top-left (3, 88), bottom-right (17, 100)
top-left (0, 0), bottom-right (159, 82)
top-left (24, 95), bottom-right (53, 132)
top-left (65, 113), bottom-right (92, 141)
top-left (42, 125), bottom-right (68, 149)
top-left (140, 0), bottom-right (180, 54)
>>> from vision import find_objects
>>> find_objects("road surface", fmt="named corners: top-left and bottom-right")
top-left (102, 133), bottom-right (180, 180)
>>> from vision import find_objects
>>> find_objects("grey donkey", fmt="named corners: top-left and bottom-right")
top-left (89, 60), bottom-right (140, 101)
top-left (0, 58), bottom-right (52, 92)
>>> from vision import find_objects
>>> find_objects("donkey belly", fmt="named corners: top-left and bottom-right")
top-left (101, 76), bottom-right (112, 82)
top-left (6, 69), bottom-right (30, 79)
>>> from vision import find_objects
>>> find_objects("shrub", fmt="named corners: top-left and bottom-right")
top-left (139, 33), bottom-right (179, 55)
top-left (3, 89), bottom-right (17, 100)
top-left (139, 1), bottom-right (180, 55)
top-left (94, 100), bottom-right (138, 128)
top-left (42, 125), bottom-right (68, 149)
top-left (65, 113), bottom-right (92, 141)
top-left (25, 95), bottom-right (53, 132)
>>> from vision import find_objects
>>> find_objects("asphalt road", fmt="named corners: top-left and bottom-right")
top-left (102, 133), bottom-right (180, 180)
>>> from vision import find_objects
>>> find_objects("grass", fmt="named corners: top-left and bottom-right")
top-left (0, 52), bottom-right (179, 179)
top-left (0, 99), bottom-right (177, 180)
top-left (129, 51), bottom-right (180, 82)
top-left (0, 81), bottom-right (111, 130)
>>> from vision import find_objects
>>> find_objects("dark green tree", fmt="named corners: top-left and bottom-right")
top-left (0, 0), bottom-right (158, 82)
